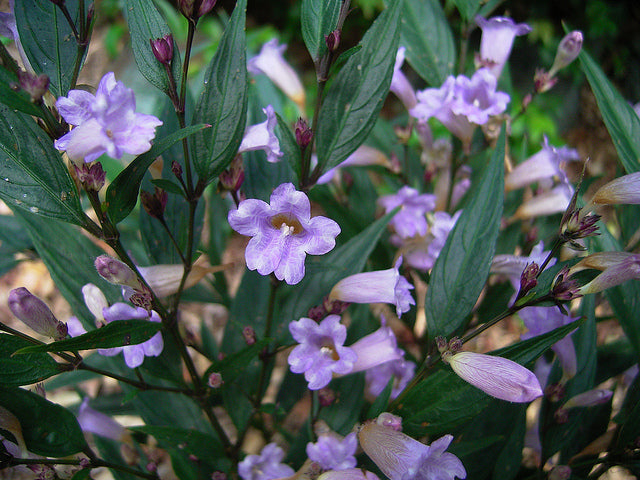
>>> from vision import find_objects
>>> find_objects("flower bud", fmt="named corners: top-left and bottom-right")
top-left (179, 0), bottom-right (217, 20)
top-left (587, 171), bottom-right (640, 208)
top-left (518, 262), bottom-right (539, 298)
top-left (150, 34), bottom-right (174, 65)
top-left (8, 287), bottom-right (68, 340)
top-left (242, 326), bottom-right (256, 345)
top-left (140, 187), bottom-right (168, 220)
top-left (208, 372), bottom-right (224, 388)
top-left (325, 29), bottom-right (341, 52)
top-left (171, 160), bottom-right (183, 179)
top-left (218, 155), bottom-right (245, 192)
top-left (375, 412), bottom-right (402, 431)
top-left (295, 118), bottom-right (313, 150)
top-left (548, 31), bottom-right (583, 78)
top-left (95, 255), bottom-right (144, 290)
top-left (551, 266), bottom-right (582, 301)
top-left (562, 389), bottom-right (612, 410)
top-left (318, 387), bottom-right (336, 407)
top-left (17, 70), bottom-right (49, 103)
top-left (74, 161), bottom-right (106, 192)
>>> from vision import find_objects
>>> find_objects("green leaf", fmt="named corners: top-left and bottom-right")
top-left (615, 373), bottom-right (640, 448)
top-left (319, 374), bottom-right (365, 436)
top-left (105, 124), bottom-right (207, 224)
top-left (0, 64), bottom-right (46, 118)
top-left (366, 377), bottom-right (394, 419)
top-left (301, 0), bottom-right (342, 62)
top-left (275, 113), bottom-right (302, 182)
top-left (425, 128), bottom-right (505, 339)
top-left (580, 50), bottom-right (640, 173)
top-left (15, 320), bottom-right (162, 354)
top-left (315, 0), bottom-right (401, 172)
top-left (192, 0), bottom-right (248, 184)
top-left (150, 178), bottom-right (185, 196)
top-left (451, 0), bottom-right (481, 22)
top-left (204, 338), bottom-right (270, 386)
top-left (399, 0), bottom-right (455, 86)
top-left (123, 0), bottom-right (182, 95)
top-left (0, 334), bottom-right (62, 385)
top-left (0, 385), bottom-right (86, 457)
top-left (0, 105), bottom-right (84, 224)
top-left (14, 0), bottom-right (85, 96)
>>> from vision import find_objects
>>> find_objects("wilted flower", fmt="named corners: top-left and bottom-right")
top-left (8, 287), bottom-right (67, 340)
top-left (358, 421), bottom-right (466, 480)
top-left (390, 46), bottom-right (417, 110)
top-left (54, 72), bottom-right (163, 163)
top-left (306, 432), bottom-right (357, 470)
top-left (238, 443), bottom-right (294, 480)
top-left (77, 398), bottom-right (129, 442)
top-left (443, 351), bottom-right (543, 402)
top-left (228, 183), bottom-right (340, 285)
top-left (238, 105), bottom-right (283, 163)
top-left (474, 16), bottom-right (532, 79)
top-left (378, 186), bottom-right (436, 239)
top-left (569, 252), bottom-right (640, 295)
top-left (586, 171), bottom-right (640, 209)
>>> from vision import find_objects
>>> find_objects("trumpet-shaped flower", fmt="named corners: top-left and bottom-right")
top-left (238, 443), bottom-right (295, 480)
top-left (378, 186), bottom-right (436, 239)
top-left (475, 16), bottom-right (531, 79)
top-left (586, 171), bottom-right (640, 209)
top-left (8, 287), bottom-right (67, 340)
top-left (571, 252), bottom-right (640, 295)
top-left (444, 352), bottom-right (542, 402)
top-left (77, 398), bottom-right (128, 442)
top-left (306, 432), bottom-right (357, 470)
top-left (349, 322), bottom-right (406, 373)
top-left (391, 47), bottom-right (417, 110)
top-left (228, 183), bottom-right (340, 285)
top-left (365, 357), bottom-right (416, 400)
top-left (238, 105), bottom-right (283, 163)
top-left (513, 183), bottom-right (573, 220)
top-left (54, 72), bottom-right (162, 163)
top-left (328, 257), bottom-right (415, 317)
top-left (287, 316), bottom-right (357, 390)
top-left (358, 422), bottom-right (466, 480)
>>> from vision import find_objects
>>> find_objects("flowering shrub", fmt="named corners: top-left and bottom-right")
top-left (0, 1), bottom-right (639, 479)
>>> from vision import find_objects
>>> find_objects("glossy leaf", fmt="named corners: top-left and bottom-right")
top-left (0, 334), bottom-right (62, 385)
top-left (123, 0), bottom-right (182, 95)
top-left (425, 128), bottom-right (505, 339)
top-left (16, 320), bottom-right (163, 354)
top-left (451, 0), bottom-right (481, 22)
top-left (399, 0), bottom-right (455, 86)
top-left (315, 0), bottom-right (401, 172)
top-left (275, 112), bottom-right (302, 183)
top-left (192, 0), bottom-right (248, 184)
top-left (580, 50), bottom-right (640, 173)
top-left (301, 0), bottom-right (342, 62)
top-left (0, 105), bottom-right (84, 224)
top-left (14, 0), bottom-right (85, 96)
top-left (0, 385), bottom-right (86, 456)
top-left (105, 124), bottom-right (207, 224)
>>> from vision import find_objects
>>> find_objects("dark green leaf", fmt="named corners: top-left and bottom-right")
top-left (0, 64), bottom-right (46, 118)
top-left (0, 385), bottom-right (86, 456)
top-left (301, 0), bottom-right (342, 62)
top-left (105, 124), bottom-right (207, 224)
top-left (319, 374), bottom-right (365, 436)
top-left (0, 105), bottom-right (84, 224)
top-left (425, 128), bottom-right (505, 339)
top-left (616, 373), bottom-right (640, 448)
top-left (580, 50), bottom-right (640, 173)
top-left (315, 0), bottom-right (401, 172)
top-left (14, 0), bottom-right (85, 96)
top-left (451, 0), bottom-right (481, 22)
top-left (366, 377), bottom-right (394, 419)
top-left (0, 334), bottom-right (62, 385)
top-left (204, 338), bottom-right (270, 386)
top-left (0, 215), bottom-right (33, 251)
top-left (150, 178), bottom-right (185, 196)
top-left (399, 0), bottom-right (455, 85)
top-left (123, 0), bottom-right (182, 95)
top-left (70, 468), bottom-right (92, 480)
top-left (275, 113), bottom-right (302, 182)
top-left (192, 0), bottom-right (248, 184)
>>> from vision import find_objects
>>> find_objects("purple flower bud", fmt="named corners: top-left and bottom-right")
top-left (545, 382), bottom-right (566, 402)
top-left (533, 68), bottom-right (558, 94)
top-left (140, 187), bottom-right (168, 220)
top-left (551, 266), bottom-right (582, 301)
top-left (95, 255), bottom-right (143, 290)
top-left (242, 326), bottom-right (256, 345)
top-left (376, 412), bottom-right (402, 431)
top-left (295, 117), bottom-right (313, 150)
top-left (436, 336), bottom-right (448, 352)
top-left (208, 372), bottom-right (224, 388)
top-left (318, 387), bottom-right (336, 406)
top-left (171, 160), bottom-right (183, 179)
top-left (219, 155), bottom-right (245, 192)
top-left (178, 0), bottom-right (216, 19)
top-left (74, 161), bottom-right (106, 192)
top-left (17, 70), bottom-right (49, 102)
top-left (518, 262), bottom-right (539, 297)
top-left (549, 31), bottom-right (583, 77)
top-left (561, 209), bottom-right (600, 247)
top-left (444, 351), bottom-right (543, 402)
top-left (150, 34), bottom-right (174, 65)
top-left (325, 29), bottom-right (341, 52)
top-left (8, 287), bottom-right (67, 340)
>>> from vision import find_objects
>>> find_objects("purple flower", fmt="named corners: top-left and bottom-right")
top-left (228, 183), bottom-right (340, 285)
top-left (358, 423), bottom-right (466, 480)
top-left (378, 186), bottom-right (436, 238)
top-left (444, 351), bottom-right (542, 402)
top-left (54, 72), bottom-right (163, 163)
top-left (491, 241), bottom-right (554, 291)
top-left (238, 443), bottom-right (294, 480)
top-left (513, 183), bottom-right (574, 220)
top-left (349, 322), bottom-right (406, 373)
top-left (306, 432), bottom-right (357, 470)
top-left (8, 287), bottom-right (67, 340)
top-left (316, 146), bottom-right (391, 185)
top-left (587, 171), bottom-right (640, 208)
top-left (77, 398), bottom-right (128, 442)
top-left (390, 47), bottom-right (417, 110)
top-left (366, 357), bottom-right (416, 400)
top-left (238, 105), bottom-right (283, 163)
top-left (548, 31), bottom-right (583, 77)
top-left (475, 16), bottom-right (531, 79)
top-left (570, 252), bottom-right (640, 295)
top-left (328, 257), bottom-right (415, 317)
top-left (410, 69), bottom-right (509, 149)
top-left (288, 315), bottom-right (357, 390)
top-left (318, 469), bottom-right (380, 480)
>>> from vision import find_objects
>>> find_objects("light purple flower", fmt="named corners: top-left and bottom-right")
top-left (378, 186), bottom-right (436, 238)
top-left (54, 72), bottom-right (163, 163)
top-left (328, 257), bottom-right (415, 317)
top-left (238, 443), bottom-right (295, 480)
top-left (391, 47), bottom-right (417, 110)
top-left (491, 241), bottom-right (554, 291)
top-left (318, 469), bottom-right (380, 480)
top-left (444, 351), bottom-right (542, 402)
top-left (228, 183), bottom-right (340, 285)
top-left (561, 389), bottom-right (612, 410)
top-left (316, 145), bottom-right (391, 185)
top-left (306, 432), bottom-right (357, 470)
top-left (475, 16), bottom-right (531, 79)
top-left (519, 306), bottom-right (578, 379)
top-left (288, 315), bottom-right (357, 390)
top-left (548, 31), bottom-right (583, 78)
top-left (77, 398), bottom-right (128, 442)
top-left (513, 183), bottom-right (573, 220)
top-left (410, 69), bottom-right (510, 149)
top-left (571, 252), bottom-right (640, 295)
top-left (238, 105), bottom-right (283, 163)
top-left (366, 357), bottom-right (416, 400)
top-left (587, 171), bottom-right (640, 208)
top-left (427, 210), bottom-right (462, 266)
top-left (358, 423), bottom-right (466, 480)
top-left (0, 0), bottom-right (32, 72)
top-left (8, 287), bottom-right (67, 340)
top-left (349, 322), bottom-right (406, 373)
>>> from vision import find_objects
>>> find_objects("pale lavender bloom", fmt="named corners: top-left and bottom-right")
top-left (505, 137), bottom-right (580, 191)
top-left (306, 432), bottom-right (357, 470)
top-left (366, 357), bottom-right (416, 399)
top-left (562, 389), bottom-right (612, 410)
top-left (491, 241), bottom-right (554, 291)
top-left (328, 257), bottom-right (415, 317)
top-left (587, 171), bottom-right (640, 208)
top-left (55, 72), bottom-right (163, 163)
top-left (77, 398), bottom-right (127, 442)
top-left (445, 352), bottom-right (542, 402)
top-left (548, 31), bottom-right (583, 77)
top-left (288, 315), bottom-right (357, 390)
top-left (8, 287), bottom-right (67, 340)
top-left (318, 469), bottom-right (380, 480)
top-left (391, 47), bottom-right (417, 110)
top-left (248, 39), bottom-right (305, 109)
top-left (427, 210), bottom-right (462, 266)
top-left (410, 69), bottom-right (510, 148)
top-left (238, 105), bottom-right (283, 163)
top-left (573, 252), bottom-right (640, 295)
top-left (519, 306), bottom-right (578, 379)
top-left (228, 183), bottom-right (340, 285)
top-left (349, 322), bottom-right (405, 373)
top-left (451, 177), bottom-right (471, 208)
top-left (475, 16), bottom-right (532, 79)
top-left (316, 145), bottom-right (391, 185)
top-left (358, 423), bottom-right (466, 480)
top-left (377, 186), bottom-right (436, 238)
top-left (238, 443), bottom-right (295, 480)
top-left (513, 183), bottom-right (573, 220)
